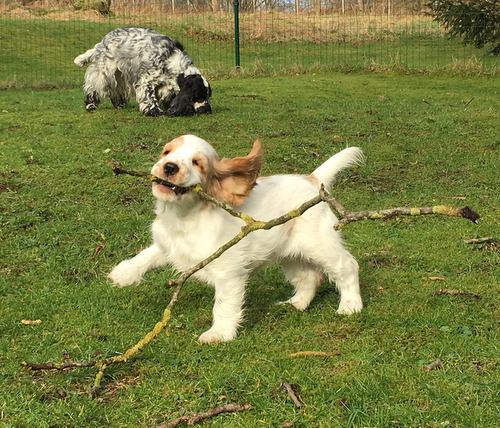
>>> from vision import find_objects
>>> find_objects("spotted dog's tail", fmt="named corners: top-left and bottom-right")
top-left (311, 147), bottom-right (364, 188)
top-left (74, 48), bottom-right (96, 67)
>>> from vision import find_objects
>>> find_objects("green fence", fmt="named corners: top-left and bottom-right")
top-left (0, 0), bottom-right (497, 88)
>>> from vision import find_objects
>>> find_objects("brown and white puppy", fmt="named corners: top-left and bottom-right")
top-left (109, 135), bottom-right (363, 343)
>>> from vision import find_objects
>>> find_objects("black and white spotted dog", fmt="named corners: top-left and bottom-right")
top-left (74, 27), bottom-right (212, 116)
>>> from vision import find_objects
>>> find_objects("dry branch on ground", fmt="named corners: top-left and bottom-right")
top-left (282, 382), bottom-right (304, 408)
top-left (435, 288), bottom-right (480, 299)
top-left (157, 403), bottom-right (252, 428)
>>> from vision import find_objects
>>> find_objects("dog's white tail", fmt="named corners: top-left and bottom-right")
top-left (311, 147), bottom-right (364, 188)
top-left (74, 48), bottom-right (96, 67)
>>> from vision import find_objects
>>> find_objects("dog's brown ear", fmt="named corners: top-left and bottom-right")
top-left (208, 139), bottom-right (263, 206)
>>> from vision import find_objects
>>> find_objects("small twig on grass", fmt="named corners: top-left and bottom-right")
top-left (282, 382), bottom-right (304, 408)
top-left (22, 360), bottom-right (96, 371)
top-left (464, 236), bottom-right (498, 246)
top-left (435, 288), bottom-right (480, 299)
top-left (157, 403), bottom-right (252, 428)
top-left (423, 359), bottom-right (443, 371)
top-left (288, 351), bottom-right (339, 358)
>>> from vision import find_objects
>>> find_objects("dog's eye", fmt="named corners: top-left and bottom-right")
top-left (163, 150), bottom-right (170, 156)
top-left (192, 159), bottom-right (200, 166)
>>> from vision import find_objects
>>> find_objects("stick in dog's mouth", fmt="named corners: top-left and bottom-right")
top-left (111, 162), bottom-right (194, 196)
top-left (150, 175), bottom-right (193, 195)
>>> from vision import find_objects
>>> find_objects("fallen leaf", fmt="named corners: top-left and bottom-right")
top-left (93, 244), bottom-right (105, 257)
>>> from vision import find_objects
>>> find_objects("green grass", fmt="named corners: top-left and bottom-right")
top-left (0, 72), bottom-right (499, 427)
top-left (0, 17), bottom-right (497, 89)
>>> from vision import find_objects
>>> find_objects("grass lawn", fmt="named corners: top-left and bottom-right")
top-left (0, 72), bottom-right (499, 427)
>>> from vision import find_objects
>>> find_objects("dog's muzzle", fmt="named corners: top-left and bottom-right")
top-left (151, 175), bottom-right (192, 195)
top-left (194, 101), bottom-right (212, 115)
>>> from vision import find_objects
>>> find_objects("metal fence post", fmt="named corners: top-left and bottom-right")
top-left (233, 0), bottom-right (241, 69)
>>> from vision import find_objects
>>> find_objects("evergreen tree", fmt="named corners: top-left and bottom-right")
top-left (428, 0), bottom-right (500, 55)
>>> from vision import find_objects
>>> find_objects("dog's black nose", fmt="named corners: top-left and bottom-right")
top-left (164, 162), bottom-right (179, 175)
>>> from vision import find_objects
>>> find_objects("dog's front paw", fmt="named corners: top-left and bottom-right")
top-left (108, 260), bottom-right (142, 287)
top-left (337, 295), bottom-right (363, 315)
top-left (278, 295), bottom-right (313, 312)
top-left (198, 328), bottom-right (237, 344)
top-left (144, 106), bottom-right (163, 117)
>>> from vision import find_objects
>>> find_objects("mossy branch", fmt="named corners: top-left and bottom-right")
top-left (23, 164), bottom-right (330, 396)
top-left (22, 163), bottom-right (479, 396)
top-left (331, 204), bottom-right (479, 230)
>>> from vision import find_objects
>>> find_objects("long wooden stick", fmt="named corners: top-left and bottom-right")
top-left (22, 163), bottom-right (480, 396)
top-left (112, 162), bottom-right (480, 229)
top-left (23, 167), bottom-right (332, 396)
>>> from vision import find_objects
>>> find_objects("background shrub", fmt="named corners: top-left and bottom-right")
top-left (428, 0), bottom-right (500, 55)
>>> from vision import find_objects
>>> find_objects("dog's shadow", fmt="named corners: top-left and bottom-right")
top-left (244, 266), bottom-right (288, 328)
top-left (244, 265), bottom-right (338, 330)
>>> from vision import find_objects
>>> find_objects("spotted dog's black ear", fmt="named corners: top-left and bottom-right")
top-left (166, 94), bottom-right (195, 116)
top-left (187, 75), bottom-right (210, 103)
top-left (176, 74), bottom-right (185, 88)
top-left (186, 75), bottom-right (212, 114)
top-left (166, 74), bottom-right (205, 116)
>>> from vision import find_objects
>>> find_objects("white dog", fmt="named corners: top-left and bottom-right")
top-left (109, 135), bottom-right (363, 343)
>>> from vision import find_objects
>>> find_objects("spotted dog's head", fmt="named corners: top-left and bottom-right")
top-left (166, 74), bottom-right (212, 117)
top-left (151, 135), bottom-right (262, 205)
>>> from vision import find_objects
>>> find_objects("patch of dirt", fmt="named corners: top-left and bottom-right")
top-left (364, 251), bottom-right (399, 268)
top-left (95, 373), bottom-right (141, 402)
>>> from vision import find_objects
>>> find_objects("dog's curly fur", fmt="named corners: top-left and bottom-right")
top-left (74, 27), bottom-right (212, 116)
top-left (109, 135), bottom-right (364, 343)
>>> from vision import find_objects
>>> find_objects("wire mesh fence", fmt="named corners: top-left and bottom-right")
top-left (0, 0), bottom-right (497, 88)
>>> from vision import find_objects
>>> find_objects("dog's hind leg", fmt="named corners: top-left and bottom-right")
top-left (82, 63), bottom-right (110, 112)
top-left (289, 225), bottom-right (362, 315)
top-left (281, 261), bottom-right (323, 311)
top-left (110, 70), bottom-right (128, 108)
top-left (84, 91), bottom-right (101, 112)
top-left (315, 245), bottom-right (362, 315)
top-left (134, 73), bottom-right (163, 116)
